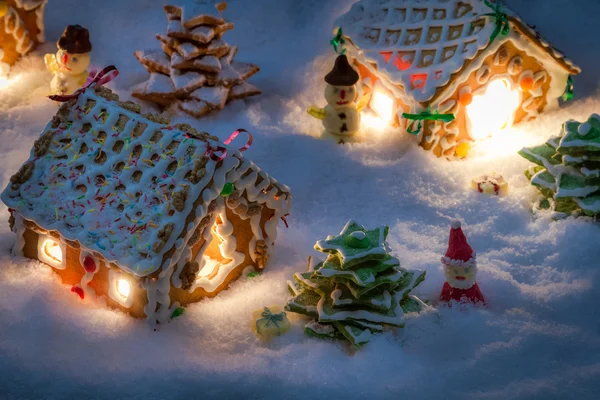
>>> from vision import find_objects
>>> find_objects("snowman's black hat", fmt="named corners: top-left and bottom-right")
top-left (325, 54), bottom-right (359, 86)
top-left (57, 25), bottom-right (92, 54)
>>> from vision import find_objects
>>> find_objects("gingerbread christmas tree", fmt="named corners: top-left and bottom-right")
top-left (519, 114), bottom-right (600, 219)
top-left (286, 220), bottom-right (428, 348)
top-left (132, 1), bottom-right (260, 118)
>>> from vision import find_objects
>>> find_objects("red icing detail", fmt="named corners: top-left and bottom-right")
top-left (380, 51), bottom-right (393, 64)
top-left (410, 73), bottom-right (428, 90)
top-left (71, 286), bottom-right (84, 300)
top-left (445, 224), bottom-right (473, 262)
top-left (440, 282), bottom-right (485, 305)
top-left (83, 256), bottom-right (97, 273)
top-left (340, 90), bottom-right (346, 100)
top-left (61, 53), bottom-right (68, 65)
top-left (393, 53), bottom-right (413, 71)
top-left (434, 70), bottom-right (443, 80)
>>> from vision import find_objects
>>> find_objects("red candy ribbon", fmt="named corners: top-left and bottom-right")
top-left (205, 128), bottom-right (253, 162)
top-left (48, 65), bottom-right (119, 102)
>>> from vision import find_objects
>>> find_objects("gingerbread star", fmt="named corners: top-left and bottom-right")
top-left (314, 220), bottom-right (389, 269)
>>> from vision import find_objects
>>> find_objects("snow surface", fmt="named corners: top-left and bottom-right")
top-left (1, 0), bottom-right (600, 399)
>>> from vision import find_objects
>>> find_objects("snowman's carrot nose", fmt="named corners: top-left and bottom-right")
top-left (61, 53), bottom-right (68, 65)
top-left (340, 89), bottom-right (346, 100)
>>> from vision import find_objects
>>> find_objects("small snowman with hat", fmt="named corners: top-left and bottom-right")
top-left (439, 220), bottom-right (486, 306)
top-left (45, 25), bottom-right (92, 95)
top-left (308, 54), bottom-right (367, 143)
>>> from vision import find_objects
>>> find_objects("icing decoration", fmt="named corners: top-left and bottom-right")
top-left (455, 142), bottom-right (471, 158)
top-left (10, 212), bottom-right (25, 257)
top-left (519, 114), bottom-right (600, 218)
top-left (458, 92), bottom-right (473, 107)
top-left (71, 285), bottom-right (84, 299)
top-left (471, 173), bottom-right (508, 196)
top-left (286, 221), bottom-right (428, 347)
top-left (439, 221), bottom-right (485, 305)
top-left (519, 76), bottom-right (534, 92)
top-left (252, 306), bottom-right (290, 340)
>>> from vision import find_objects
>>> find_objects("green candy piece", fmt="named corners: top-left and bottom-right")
top-left (220, 182), bottom-right (234, 197)
top-left (170, 307), bottom-right (185, 319)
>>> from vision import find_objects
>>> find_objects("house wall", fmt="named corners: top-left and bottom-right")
top-left (424, 40), bottom-right (553, 158)
top-left (0, 1), bottom-right (42, 65)
top-left (170, 205), bottom-right (275, 306)
top-left (19, 223), bottom-right (148, 319)
top-left (353, 59), bottom-right (411, 129)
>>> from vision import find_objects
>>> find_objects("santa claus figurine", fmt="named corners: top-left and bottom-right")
top-left (45, 25), bottom-right (92, 96)
top-left (439, 221), bottom-right (486, 306)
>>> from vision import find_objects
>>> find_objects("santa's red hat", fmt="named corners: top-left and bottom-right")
top-left (441, 220), bottom-right (476, 267)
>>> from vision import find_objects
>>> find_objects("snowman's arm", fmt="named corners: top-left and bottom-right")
top-left (307, 105), bottom-right (327, 120)
top-left (356, 94), bottom-right (371, 113)
top-left (44, 53), bottom-right (59, 74)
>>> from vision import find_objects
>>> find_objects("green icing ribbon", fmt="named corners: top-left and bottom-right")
top-left (330, 28), bottom-right (347, 55)
top-left (562, 75), bottom-right (574, 102)
top-left (483, 0), bottom-right (510, 44)
top-left (220, 182), bottom-right (234, 197)
top-left (256, 307), bottom-right (286, 335)
top-left (247, 271), bottom-right (260, 278)
top-left (171, 307), bottom-right (185, 319)
top-left (402, 110), bottom-right (456, 135)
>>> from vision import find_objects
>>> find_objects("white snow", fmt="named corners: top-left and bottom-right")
top-left (0, 0), bottom-right (600, 399)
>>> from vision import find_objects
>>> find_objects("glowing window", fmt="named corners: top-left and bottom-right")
top-left (37, 236), bottom-right (66, 269)
top-left (466, 79), bottom-right (521, 140)
top-left (370, 82), bottom-right (395, 123)
top-left (108, 269), bottom-right (134, 308)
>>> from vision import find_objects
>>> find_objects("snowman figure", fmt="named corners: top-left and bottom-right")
top-left (308, 54), bottom-right (367, 143)
top-left (45, 25), bottom-right (92, 96)
top-left (439, 221), bottom-right (486, 306)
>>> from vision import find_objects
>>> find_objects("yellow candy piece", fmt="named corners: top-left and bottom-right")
top-left (455, 142), bottom-right (471, 158)
top-left (0, 2), bottom-right (7, 17)
top-left (251, 305), bottom-right (290, 341)
top-left (471, 173), bottom-right (508, 196)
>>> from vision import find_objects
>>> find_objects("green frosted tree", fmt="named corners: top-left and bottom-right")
top-left (285, 220), bottom-right (428, 347)
top-left (519, 114), bottom-right (600, 219)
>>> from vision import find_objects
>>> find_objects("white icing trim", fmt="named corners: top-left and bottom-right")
top-left (142, 264), bottom-right (177, 327)
top-left (3, 6), bottom-right (34, 55)
top-left (10, 213), bottom-right (26, 257)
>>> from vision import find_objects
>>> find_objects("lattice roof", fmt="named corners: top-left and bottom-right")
top-left (336, 0), bottom-right (580, 103)
top-left (2, 88), bottom-right (290, 277)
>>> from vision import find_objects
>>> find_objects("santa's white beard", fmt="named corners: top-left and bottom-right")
top-left (444, 269), bottom-right (477, 289)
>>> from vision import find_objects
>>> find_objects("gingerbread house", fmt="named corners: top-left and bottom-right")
top-left (0, 0), bottom-right (47, 74)
top-left (1, 87), bottom-right (292, 326)
top-left (336, 0), bottom-right (581, 158)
